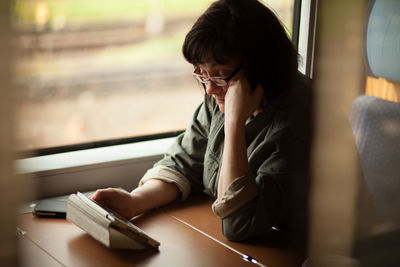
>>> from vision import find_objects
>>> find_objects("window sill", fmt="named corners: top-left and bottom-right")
top-left (16, 137), bottom-right (175, 198)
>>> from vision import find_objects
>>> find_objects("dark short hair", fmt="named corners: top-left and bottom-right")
top-left (182, 0), bottom-right (298, 101)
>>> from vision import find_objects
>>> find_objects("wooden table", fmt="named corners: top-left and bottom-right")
top-left (17, 195), bottom-right (303, 267)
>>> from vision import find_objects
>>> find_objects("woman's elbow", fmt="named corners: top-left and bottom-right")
top-left (221, 216), bottom-right (251, 241)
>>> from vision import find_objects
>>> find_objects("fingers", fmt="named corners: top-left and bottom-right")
top-left (88, 188), bottom-right (136, 220)
top-left (228, 78), bottom-right (248, 90)
top-left (229, 78), bottom-right (263, 104)
top-left (89, 188), bottom-right (115, 206)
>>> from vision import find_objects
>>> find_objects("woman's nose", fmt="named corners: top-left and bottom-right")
top-left (205, 81), bottom-right (221, 96)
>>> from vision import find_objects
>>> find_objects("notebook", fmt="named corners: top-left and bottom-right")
top-left (32, 191), bottom-right (93, 218)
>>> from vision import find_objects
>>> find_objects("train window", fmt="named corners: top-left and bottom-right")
top-left (13, 0), bottom-right (296, 153)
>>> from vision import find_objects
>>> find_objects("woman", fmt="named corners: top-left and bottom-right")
top-left (91, 0), bottom-right (311, 241)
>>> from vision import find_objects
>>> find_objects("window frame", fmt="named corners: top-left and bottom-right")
top-left (297, 0), bottom-right (318, 77)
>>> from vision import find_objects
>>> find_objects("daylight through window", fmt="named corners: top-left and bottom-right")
top-left (13, 0), bottom-right (294, 151)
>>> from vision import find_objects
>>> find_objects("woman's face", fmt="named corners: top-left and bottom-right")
top-left (197, 62), bottom-right (241, 113)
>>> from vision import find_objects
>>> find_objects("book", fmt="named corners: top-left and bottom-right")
top-left (66, 192), bottom-right (160, 250)
top-left (32, 191), bottom-right (94, 218)
top-left (32, 195), bottom-right (69, 218)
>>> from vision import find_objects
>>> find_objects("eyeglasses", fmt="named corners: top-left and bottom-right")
top-left (192, 65), bottom-right (242, 87)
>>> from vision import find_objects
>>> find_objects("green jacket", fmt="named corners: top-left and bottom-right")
top-left (140, 74), bottom-right (311, 241)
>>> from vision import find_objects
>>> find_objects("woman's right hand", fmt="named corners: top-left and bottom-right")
top-left (89, 188), bottom-right (137, 220)
top-left (224, 79), bottom-right (264, 126)
top-left (90, 179), bottom-right (180, 221)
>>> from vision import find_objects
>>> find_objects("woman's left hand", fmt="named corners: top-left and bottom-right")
top-left (224, 79), bottom-right (264, 126)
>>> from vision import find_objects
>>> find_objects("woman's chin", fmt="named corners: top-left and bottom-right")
top-left (218, 104), bottom-right (225, 113)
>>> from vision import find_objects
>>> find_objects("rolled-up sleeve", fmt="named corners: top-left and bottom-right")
top-left (212, 173), bottom-right (258, 218)
top-left (139, 165), bottom-right (192, 201)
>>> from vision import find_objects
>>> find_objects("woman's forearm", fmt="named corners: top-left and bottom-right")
top-left (90, 179), bottom-right (180, 220)
top-left (130, 179), bottom-right (180, 216)
top-left (217, 121), bottom-right (249, 200)
top-left (217, 80), bottom-right (263, 200)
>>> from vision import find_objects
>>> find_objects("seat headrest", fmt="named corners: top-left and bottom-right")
top-left (366, 0), bottom-right (400, 81)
